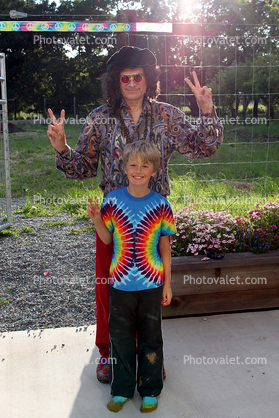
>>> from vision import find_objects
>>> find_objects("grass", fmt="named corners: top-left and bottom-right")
top-left (41, 220), bottom-right (72, 227)
top-left (0, 225), bottom-right (35, 237)
top-left (0, 298), bottom-right (10, 306)
top-left (3, 120), bottom-right (279, 220)
top-left (70, 225), bottom-right (96, 235)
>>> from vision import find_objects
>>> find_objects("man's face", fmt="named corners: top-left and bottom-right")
top-left (119, 67), bottom-right (147, 104)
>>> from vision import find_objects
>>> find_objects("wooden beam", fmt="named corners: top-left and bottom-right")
top-left (163, 288), bottom-right (279, 318)
top-left (164, 250), bottom-right (279, 317)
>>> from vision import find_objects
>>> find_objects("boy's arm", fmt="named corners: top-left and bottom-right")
top-left (159, 235), bottom-right (172, 306)
top-left (87, 197), bottom-right (113, 245)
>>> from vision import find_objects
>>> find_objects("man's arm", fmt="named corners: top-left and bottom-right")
top-left (159, 235), bottom-right (172, 306)
top-left (166, 103), bottom-right (223, 159)
top-left (47, 108), bottom-right (100, 180)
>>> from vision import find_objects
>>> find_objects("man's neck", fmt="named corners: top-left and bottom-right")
top-left (125, 99), bottom-right (144, 125)
top-left (125, 97), bottom-right (144, 112)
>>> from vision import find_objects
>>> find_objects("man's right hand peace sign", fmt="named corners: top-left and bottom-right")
top-left (47, 108), bottom-right (67, 153)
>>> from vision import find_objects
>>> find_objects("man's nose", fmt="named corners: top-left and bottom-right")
top-left (128, 78), bottom-right (136, 87)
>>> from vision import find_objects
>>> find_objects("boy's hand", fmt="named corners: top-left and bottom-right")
top-left (87, 196), bottom-right (113, 245)
top-left (87, 196), bottom-right (101, 223)
top-left (161, 283), bottom-right (172, 306)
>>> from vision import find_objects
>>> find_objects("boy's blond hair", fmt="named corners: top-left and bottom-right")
top-left (123, 141), bottom-right (161, 172)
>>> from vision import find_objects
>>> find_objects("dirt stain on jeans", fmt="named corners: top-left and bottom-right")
top-left (146, 353), bottom-right (156, 364)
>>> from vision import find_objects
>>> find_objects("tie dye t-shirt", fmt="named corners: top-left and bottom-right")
top-left (101, 187), bottom-right (177, 291)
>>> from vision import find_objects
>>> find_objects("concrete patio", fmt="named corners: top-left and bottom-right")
top-left (1, 309), bottom-right (278, 418)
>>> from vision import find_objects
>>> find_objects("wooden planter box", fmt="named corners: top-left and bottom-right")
top-left (162, 251), bottom-right (279, 318)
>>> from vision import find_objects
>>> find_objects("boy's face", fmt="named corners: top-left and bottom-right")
top-left (124, 155), bottom-right (157, 189)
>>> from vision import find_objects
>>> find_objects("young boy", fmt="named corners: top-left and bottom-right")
top-left (87, 141), bottom-right (176, 413)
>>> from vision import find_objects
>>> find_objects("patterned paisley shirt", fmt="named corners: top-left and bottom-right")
top-left (56, 98), bottom-right (223, 197)
top-left (101, 187), bottom-right (177, 291)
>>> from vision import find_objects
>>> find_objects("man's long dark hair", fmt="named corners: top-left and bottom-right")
top-left (100, 66), bottom-right (161, 117)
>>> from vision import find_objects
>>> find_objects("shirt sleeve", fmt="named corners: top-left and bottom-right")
top-left (161, 200), bottom-right (177, 236)
top-left (100, 195), bottom-right (114, 232)
top-left (167, 104), bottom-right (223, 159)
top-left (55, 108), bottom-right (103, 179)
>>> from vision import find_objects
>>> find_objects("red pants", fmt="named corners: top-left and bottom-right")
top-left (95, 232), bottom-right (113, 358)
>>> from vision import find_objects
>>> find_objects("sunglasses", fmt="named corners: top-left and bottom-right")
top-left (120, 73), bottom-right (145, 84)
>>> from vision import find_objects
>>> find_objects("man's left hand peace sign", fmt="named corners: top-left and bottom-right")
top-left (185, 71), bottom-right (213, 114)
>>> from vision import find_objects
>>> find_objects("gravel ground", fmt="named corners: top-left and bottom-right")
top-left (0, 199), bottom-right (97, 332)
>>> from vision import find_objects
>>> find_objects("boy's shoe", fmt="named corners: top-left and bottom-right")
top-left (96, 356), bottom-right (109, 383)
top-left (107, 396), bottom-right (129, 412)
top-left (140, 396), bottom-right (158, 413)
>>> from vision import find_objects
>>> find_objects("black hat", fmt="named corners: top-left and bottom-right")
top-left (106, 46), bottom-right (157, 71)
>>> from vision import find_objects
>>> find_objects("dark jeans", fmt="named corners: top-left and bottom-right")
top-left (109, 285), bottom-right (164, 398)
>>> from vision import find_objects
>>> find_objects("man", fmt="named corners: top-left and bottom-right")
top-left (47, 46), bottom-right (223, 383)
